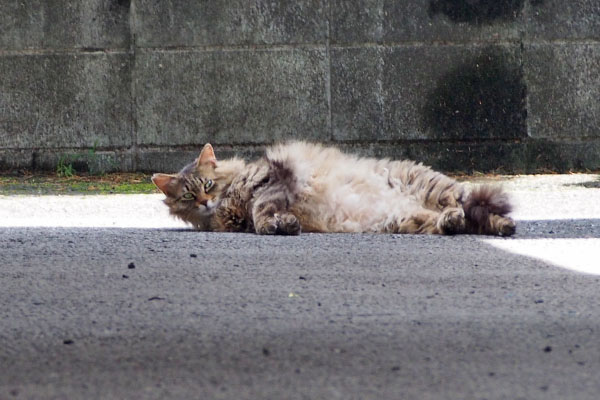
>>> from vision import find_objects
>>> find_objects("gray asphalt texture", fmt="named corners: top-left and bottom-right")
top-left (1, 175), bottom-right (600, 399)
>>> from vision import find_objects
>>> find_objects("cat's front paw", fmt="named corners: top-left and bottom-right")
top-left (278, 213), bottom-right (301, 235)
top-left (215, 199), bottom-right (249, 232)
top-left (255, 213), bottom-right (301, 235)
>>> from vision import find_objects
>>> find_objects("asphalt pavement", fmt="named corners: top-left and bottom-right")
top-left (1, 174), bottom-right (599, 399)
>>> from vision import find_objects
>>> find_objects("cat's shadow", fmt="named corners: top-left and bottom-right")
top-left (154, 219), bottom-right (600, 240)
top-left (159, 228), bottom-right (197, 233)
top-left (514, 219), bottom-right (600, 240)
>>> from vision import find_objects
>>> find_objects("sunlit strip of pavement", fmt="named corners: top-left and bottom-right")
top-left (0, 194), bottom-right (187, 229)
top-left (481, 175), bottom-right (600, 275)
top-left (484, 238), bottom-right (600, 275)
top-left (1, 175), bottom-right (599, 275)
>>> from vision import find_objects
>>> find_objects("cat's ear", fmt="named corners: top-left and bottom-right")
top-left (151, 173), bottom-right (177, 196)
top-left (197, 143), bottom-right (217, 167)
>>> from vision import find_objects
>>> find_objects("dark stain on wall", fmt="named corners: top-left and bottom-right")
top-left (109, 0), bottom-right (131, 12)
top-left (115, 0), bottom-right (131, 8)
top-left (428, 0), bottom-right (526, 24)
top-left (422, 49), bottom-right (527, 140)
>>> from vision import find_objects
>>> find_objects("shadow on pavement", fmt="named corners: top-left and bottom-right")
top-left (515, 219), bottom-right (600, 239)
top-left (1, 222), bottom-right (599, 399)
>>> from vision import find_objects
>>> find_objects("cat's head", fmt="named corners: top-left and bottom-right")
top-left (152, 143), bottom-right (224, 230)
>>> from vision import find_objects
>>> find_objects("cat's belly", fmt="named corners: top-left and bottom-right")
top-left (293, 180), bottom-right (419, 233)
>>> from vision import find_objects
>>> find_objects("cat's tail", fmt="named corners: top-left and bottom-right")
top-left (463, 185), bottom-right (516, 236)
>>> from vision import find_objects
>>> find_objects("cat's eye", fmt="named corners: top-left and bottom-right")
top-left (204, 179), bottom-right (214, 192)
top-left (182, 193), bottom-right (195, 200)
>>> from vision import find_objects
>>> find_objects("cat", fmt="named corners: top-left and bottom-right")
top-left (152, 142), bottom-right (515, 236)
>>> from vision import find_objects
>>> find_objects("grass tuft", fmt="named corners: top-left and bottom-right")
top-left (0, 173), bottom-right (159, 195)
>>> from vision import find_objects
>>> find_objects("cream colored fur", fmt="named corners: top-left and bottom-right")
top-left (267, 142), bottom-right (462, 233)
top-left (153, 141), bottom-right (515, 235)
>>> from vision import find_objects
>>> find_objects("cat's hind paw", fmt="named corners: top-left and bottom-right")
top-left (494, 216), bottom-right (516, 237)
top-left (255, 212), bottom-right (301, 235)
top-left (438, 207), bottom-right (466, 235)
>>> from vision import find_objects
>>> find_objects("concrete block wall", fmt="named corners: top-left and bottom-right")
top-left (1, 0), bottom-right (599, 174)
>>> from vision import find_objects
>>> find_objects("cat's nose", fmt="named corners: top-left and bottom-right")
top-left (196, 199), bottom-right (208, 207)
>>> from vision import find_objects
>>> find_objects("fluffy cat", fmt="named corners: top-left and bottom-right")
top-left (152, 142), bottom-right (515, 236)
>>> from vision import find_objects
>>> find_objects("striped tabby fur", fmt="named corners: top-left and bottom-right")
top-left (152, 142), bottom-right (515, 236)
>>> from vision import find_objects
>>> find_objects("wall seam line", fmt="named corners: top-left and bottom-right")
top-left (129, 0), bottom-right (138, 171)
top-left (326, 0), bottom-right (333, 141)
